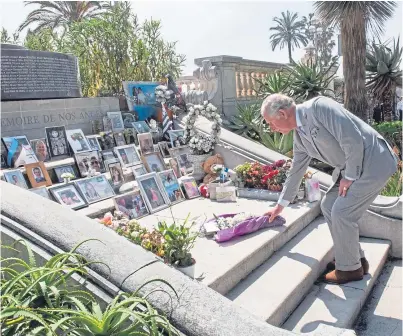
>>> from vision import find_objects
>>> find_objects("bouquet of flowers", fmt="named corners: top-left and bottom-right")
top-left (155, 85), bottom-right (174, 104)
top-left (214, 212), bottom-right (254, 230)
top-left (184, 101), bottom-right (222, 155)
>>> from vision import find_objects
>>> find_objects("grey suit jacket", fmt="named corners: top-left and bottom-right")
top-left (278, 97), bottom-right (398, 206)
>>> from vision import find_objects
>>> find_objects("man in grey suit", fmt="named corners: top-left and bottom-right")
top-left (262, 94), bottom-right (398, 284)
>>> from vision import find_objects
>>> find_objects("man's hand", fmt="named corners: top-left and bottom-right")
top-left (264, 204), bottom-right (284, 223)
top-left (338, 178), bottom-right (353, 197)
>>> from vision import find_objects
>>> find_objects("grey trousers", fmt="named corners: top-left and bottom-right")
top-left (320, 147), bottom-right (397, 271)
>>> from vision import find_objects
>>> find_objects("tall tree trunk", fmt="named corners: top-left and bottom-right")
top-left (382, 88), bottom-right (393, 122)
top-left (341, 9), bottom-right (368, 122)
top-left (287, 40), bottom-right (292, 64)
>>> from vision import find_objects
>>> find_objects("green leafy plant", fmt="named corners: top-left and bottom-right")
top-left (372, 121), bottom-right (402, 156)
top-left (253, 71), bottom-right (290, 98)
top-left (258, 124), bottom-right (294, 157)
top-left (381, 163), bottom-right (402, 196)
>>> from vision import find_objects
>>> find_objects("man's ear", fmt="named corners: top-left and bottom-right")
top-left (278, 109), bottom-right (286, 119)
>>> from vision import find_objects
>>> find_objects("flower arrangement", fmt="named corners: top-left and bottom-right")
top-left (184, 101), bottom-right (222, 155)
top-left (235, 159), bottom-right (292, 191)
top-left (155, 85), bottom-right (174, 104)
top-left (214, 212), bottom-right (254, 230)
top-left (61, 172), bottom-right (74, 179)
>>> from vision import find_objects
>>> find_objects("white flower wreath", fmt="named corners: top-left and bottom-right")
top-left (155, 85), bottom-right (173, 104)
top-left (184, 101), bottom-right (222, 155)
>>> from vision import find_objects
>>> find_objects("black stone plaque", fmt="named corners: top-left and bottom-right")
top-left (1, 44), bottom-right (81, 101)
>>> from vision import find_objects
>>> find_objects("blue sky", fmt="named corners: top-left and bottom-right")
top-left (1, 1), bottom-right (402, 75)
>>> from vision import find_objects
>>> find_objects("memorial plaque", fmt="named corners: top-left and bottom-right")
top-left (1, 44), bottom-right (81, 101)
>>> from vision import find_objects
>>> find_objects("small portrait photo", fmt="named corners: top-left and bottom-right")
top-left (168, 157), bottom-right (182, 178)
top-left (158, 141), bottom-right (171, 158)
top-left (178, 153), bottom-right (192, 170)
top-left (137, 133), bottom-right (154, 155)
top-left (131, 164), bottom-right (147, 178)
top-left (168, 130), bottom-right (186, 148)
top-left (2, 136), bottom-right (38, 168)
top-left (102, 116), bottom-right (113, 133)
top-left (132, 121), bottom-right (150, 134)
top-left (54, 165), bottom-right (76, 183)
top-left (25, 162), bottom-right (52, 188)
top-left (157, 169), bottom-right (185, 204)
top-left (91, 119), bottom-right (104, 134)
top-left (122, 113), bottom-right (136, 128)
top-left (86, 135), bottom-right (102, 151)
top-left (30, 138), bottom-right (50, 162)
top-left (142, 152), bottom-right (166, 173)
top-left (49, 183), bottom-right (87, 210)
top-left (66, 129), bottom-right (91, 153)
top-left (181, 177), bottom-right (200, 199)
top-left (113, 132), bottom-right (126, 146)
top-left (3, 169), bottom-right (28, 189)
top-left (75, 175), bottom-right (115, 204)
top-left (108, 162), bottom-right (125, 186)
top-left (101, 150), bottom-right (116, 161)
top-left (30, 187), bottom-right (52, 200)
top-left (107, 112), bottom-right (124, 132)
top-left (104, 158), bottom-right (119, 170)
top-left (99, 132), bottom-right (115, 150)
top-left (113, 190), bottom-right (149, 220)
top-left (123, 128), bottom-right (137, 145)
top-left (75, 151), bottom-right (104, 177)
top-left (114, 145), bottom-right (141, 168)
top-left (45, 126), bottom-right (69, 158)
top-left (136, 173), bottom-right (169, 213)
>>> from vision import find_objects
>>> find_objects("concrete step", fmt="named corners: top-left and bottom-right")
top-left (283, 238), bottom-right (391, 333)
top-left (226, 216), bottom-right (334, 326)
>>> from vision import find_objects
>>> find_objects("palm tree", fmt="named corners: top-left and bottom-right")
top-left (18, 1), bottom-right (108, 33)
top-left (366, 38), bottom-right (402, 121)
top-left (314, 1), bottom-right (397, 121)
top-left (269, 10), bottom-right (308, 64)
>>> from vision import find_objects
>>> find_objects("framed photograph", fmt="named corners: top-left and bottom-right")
top-left (137, 133), bottom-right (154, 155)
top-left (91, 119), bottom-right (103, 134)
top-left (1, 154), bottom-right (8, 168)
top-left (108, 161), bottom-right (125, 186)
top-left (114, 145), bottom-right (141, 168)
top-left (30, 187), bottom-right (52, 200)
top-left (157, 169), bottom-right (185, 205)
top-left (25, 162), bottom-right (52, 188)
top-left (168, 157), bottom-right (183, 178)
top-left (168, 145), bottom-right (190, 160)
top-left (99, 132), bottom-right (115, 150)
top-left (136, 173), bottom-right (169, 213)
top-left (153, 144), bottom-right (160, 152)
top-left (113, 190), bottom-right (149, 219)
top-left (54, 165), bottom-right (77, 183)
top-left (101, 150), bottom-right (115, 161)
top-left (107, 112), bottom-right (124, 132)
top-left (132, 121), bottom-right (150, 134)
top-left (113, 132), bottom-right (126, 146)
top-left (131, 164), bottom-right (147, 178)
top-left (75, 175), bottom-right (115, 204)
top-left (49, 183), bottom-right (87, 210)
top-left (65, 129), bottom-right (91, 153)
top-left (2, 136), bottom-right (38, 167)
top-left (104, 158), bottom-right (119, 170)
top-left (75, 151), bottom-right (104, 177)
top-left (158, 141), bottom-right (171, 158)
top-left (168, 130), bottom-right (186, 148)
top-left (45, 126), bottom-right (69, 159)
top-left (30, 138), bottom-right (50, 162)
top-left (169, 146), bottom-right (192, 173)
top-left (123, 81), bottom-right (160, 120)
top-left (3, 169), bottom-right (28, 189)
top-left (2, 135), bottom-right (30, 151)
top-left (123, 128), bottom-right (137, 145)
top-left (103, 116), bottom-right (113, 133)
top-left (122, 112), bottom-right (136, 128)
top-left (86, 135), bottom-right (102, 151)
top-left (141, 152), bottom-right (166, 173)
top-left (181, 177), bottom-right (200, 199)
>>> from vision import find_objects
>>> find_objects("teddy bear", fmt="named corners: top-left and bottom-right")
top-left (201, 153), bottom-right (225, 184)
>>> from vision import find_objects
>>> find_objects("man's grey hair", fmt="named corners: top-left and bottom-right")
top-left (261, 94), bottom-right (295, 118)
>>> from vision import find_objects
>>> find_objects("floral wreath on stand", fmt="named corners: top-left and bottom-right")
top-left (184, 101), bottom-right (222, 155)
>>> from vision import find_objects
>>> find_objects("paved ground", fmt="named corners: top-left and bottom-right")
top-left (355, 259), bottom-right (402, 336)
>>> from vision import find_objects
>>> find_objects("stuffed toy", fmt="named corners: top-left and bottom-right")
top-left (201, 154), bottom-right (225, 184)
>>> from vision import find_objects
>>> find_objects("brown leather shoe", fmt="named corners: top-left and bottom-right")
top-left (326, 258), bottom-right (369, 274)
top-left (322, 267), bottom-right (364, 284)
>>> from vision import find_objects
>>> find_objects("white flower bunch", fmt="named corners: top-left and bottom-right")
top-left (61, 172), bottom-right (74, 179)
top-left (215, 212), bottom-right (254, 230)
top-left (155, 85), bottom-right (173, 104)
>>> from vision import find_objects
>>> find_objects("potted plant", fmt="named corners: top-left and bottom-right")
top-left (157, 215), bottom-right (198, 278)
top-left (61, 172), bottom-right (74, 184)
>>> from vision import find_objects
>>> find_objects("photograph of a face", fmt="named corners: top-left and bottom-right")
top-left (30, 187), bottom-right (51, 200)
top-left (158, 169), bottom-right (185, 204)
top-left (2, 136), bottom-right (38, 167)
top-left (3, 169), bottom-right (28, 189)
top-left (132, 164), bottom-right (147, 178)
top-left (136, 173), bottom-right (169, 213)
top-left (108, 162), bottom-right (125, 186)
top-left (49, 183), bottom-right (87, 210)
top-left (137, 133), bottom-right (154, 155)
top-left (168, 130), bottom-right (186, 148)
top-left (158, 141), bottom-right (171, 158)
top-left (25, 162), bottom-right (52, 188)
top-left (107, 112), bottom-right (124, 132)
top-left (113, 190), bottom-right (149, 219)
top-left (182, 177), bottom-right (200, 199)
top-left (115, 145), bottom-right (141, 168)
top-left (86, 136), bottom-right (102, 151)
top-left (103, 116), bottom-right (113, 133)
top-left (75, 175), bottom-right (115, 204)
top-left (54, 165), bottom-right (76, 183)
top-left (142, 152), bottom-right (166, 173)
top-left (75, 151), bottom-right (103, 177)
top-left (30, 138), bottom-right (50, 162)
top-left (113, 132), bottom-right (126, 146)
top-left (168, 157), bottom-right (182, 178)
top-left (132, 121), bottom-right (150, 134)
top-left (45, 126), bottom-right (69, 158)
top-left (66, 129), bottom-right (91, 153)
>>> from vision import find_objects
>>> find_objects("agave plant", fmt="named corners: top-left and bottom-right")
top-left (253, 71), bottom-right (291, 98)
top-left (258, 124), bottom-right (294, 157)
top-left (366, 38), bottom-right (402, 122)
